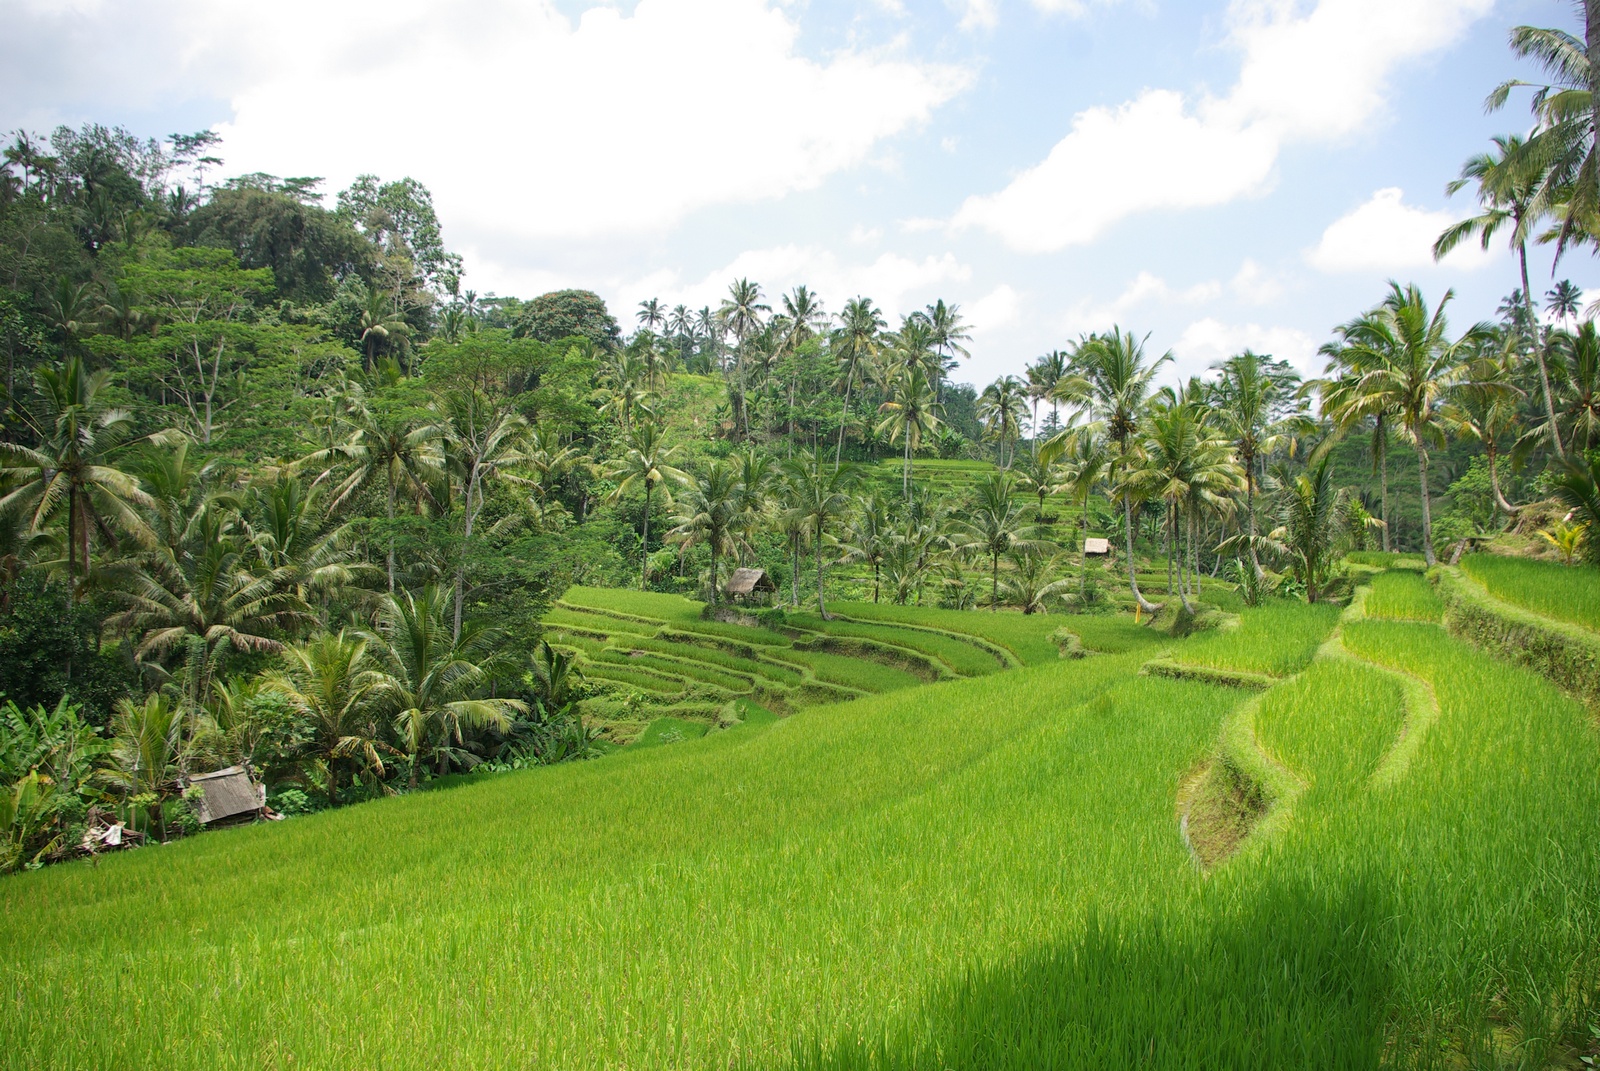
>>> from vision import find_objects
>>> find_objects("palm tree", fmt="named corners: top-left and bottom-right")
top-left (978, 376), bottom-right (1029, 468)
top-left (0, 356), bottom-right (157, 590)
top-left (667, 460), bottom-right (743, 604)
top-left (1547, 280), bottom-right (1584, 326)
top-left (101, 693), bottom-right (183, 838)
top-left (1208, 351), bottom-right (1306, 579)
top-left (357, 286), bottom-right (411, 373)
top-left (1435, 134), bottom-right (1563, 459)
top-left (1325, 284), bottom-right (1491, 565)
top-left (366, 586), bottom-right (523, 787)
top-left (266, 631), bottom-right (392, 808)
top-left (45, 277), bottom-right (96, 351)
top-left (311, 404), bottom-right (445, 592)
top-left (1055, 428), bottom-right (1110, 597)
top-left (1129, 404), bottom-right (1241, 611)
top-left (1053, 328), bottom-right (1169, 613)
top-left (833, 296), bottom-right (886, 468)
top-left (719, 278), bottom-right (769, 438)
top-left (443, 392), bottom-right (528, 637)
top-left (604, 422), bottom-right (688, 591)
top-left (243, 474), bottom-right (368, 612)
top-left (779, 453), bottom-right (860, 619)
top-left (636, 297), bottom-right (666, 332)
top-left (1262, 453), bottom-right (1348, 604)
top-left (876, 365), bottom-right (941, 500)
top-left (1552, 454), bottom-right (1600, 564)
top-left (1003, 548), bottom-right (1073, 614)
top-left (1445, 342), bottom-right (1524, 516)
top-left (923, 299), bottom-right (970, 400)
top-left (952, 471), bottom-right (1039, 610)
top-left (1015, 434), bottom-right (1067, 520)
top-left (838, 492), bottom-right (894, 603)
top-left (1317, 340), bottom-right (1397, 553)
top-left (1542, 321), bottom-right (1600, 457)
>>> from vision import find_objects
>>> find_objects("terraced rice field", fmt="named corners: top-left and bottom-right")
top-left (1461, 553), bottom-right (1600, 632)
top-left (6, 573), bottom-right (1599, 1067)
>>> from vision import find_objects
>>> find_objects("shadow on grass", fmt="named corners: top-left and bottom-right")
top-left (779, 874), bottom-right (1394, 1071)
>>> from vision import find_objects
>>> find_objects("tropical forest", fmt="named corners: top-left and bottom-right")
top-left (2, 5), bottom-right (1600, 1070)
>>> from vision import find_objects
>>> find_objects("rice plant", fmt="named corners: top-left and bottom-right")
top-left (1461, 553), bottom-right (1600, 631)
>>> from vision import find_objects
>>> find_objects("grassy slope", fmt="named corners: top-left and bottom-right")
top-left (4, 598), bottom-right (1599, 1068)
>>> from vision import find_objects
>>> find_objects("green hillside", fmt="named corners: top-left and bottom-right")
top-left (5, 574), bottom-right (1600, 1069)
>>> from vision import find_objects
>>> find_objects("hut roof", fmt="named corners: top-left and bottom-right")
top-left (1083, 537), bottom-right (1112, 556)
top-left (725, 567), bottom-right (777, 595)
top-left (188, 766), bottom-right (265, 824)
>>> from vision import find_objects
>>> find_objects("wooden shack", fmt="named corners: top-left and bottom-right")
top-left (1082, 537), bottom-right (1112, 558)
top-left (187, 766), bottom-right (267, 826)
top-left (725, 567), bottom-right (777, 605)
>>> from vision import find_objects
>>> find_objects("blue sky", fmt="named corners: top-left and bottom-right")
top-left (3, 0), bottom-right (1593, 387)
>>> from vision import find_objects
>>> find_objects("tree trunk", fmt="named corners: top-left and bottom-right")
top-left (386, 476), bottom-right (397, 593)
top-left (1245, 459), bottom-right (1263, 579)
top-left (815, 527), bottom-right (828, 620)
top-left (1165, 503), bottom-right (1175, 596)
top-left (709, 544), bottom-right (719, 605)
top-left (1487, 441), bottom-right (1516, 516)
top-left (790, 532), bottom-right (800, 608)
top-left (641, 480), bottom-right (652, 591)
top-left (873, 561), bottom-right (880, 603)
top-left (1417, 443), bottom-right (1437, 566)
top-left (1124, 493), bottom-right (1159, 614)
top-left (991, 551), bottom-right (1000, 611)
top-left (1376, 417), bottom-right (1391, 553)
top-left (903, 429), bottom-right (912, 501)
top-left (1521, 239), bottom-right (1565, 460)
top-left (327, 763), bottom-right (339, 809)
top-left (835, 376), bottom-right (852, 471)
top-left (452, 473), bottom-right (476, 640)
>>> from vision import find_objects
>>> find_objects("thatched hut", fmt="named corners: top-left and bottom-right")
top-left (186, 766), bottom-right (267, 826)
top-left (1082, 537), bottom-right (1112, 558)
top-left (725, 567), bottom-right (777, 605)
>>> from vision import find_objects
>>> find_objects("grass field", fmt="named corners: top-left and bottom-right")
top-left (1461, 553), bottom-right (1600, 631)
top-left (4, 587), bottom-right (1599, 1068)
top-left (1362, 570), bottom-right (1444, 621)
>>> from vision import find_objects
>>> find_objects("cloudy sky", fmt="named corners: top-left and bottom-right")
top-left (3, 0), bottom-right (1592, 386)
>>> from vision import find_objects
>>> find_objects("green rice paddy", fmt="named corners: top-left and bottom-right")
top-left (3, 576), bottom-right (1599, 1068)
top-left (1461, 553), bottom-right (1600, 632)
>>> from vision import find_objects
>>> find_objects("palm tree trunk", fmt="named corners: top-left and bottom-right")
top-left (1376, 418), bottom-right (1391, 553)
top-left (641, 480), bottom-right (652, 591)
top-left (991, 551), bottom-right (999, 611)
top-left (1165, 503), bottom-right (1175, 595)
top-left (1245, 465), bottom-right (1263, 579)
top-left (1417, 443), bottom-right (1437, 566)
top-left (903, 429), bottom-right (912, 501)
top-left (327, 763), bottom-right (339, 809)
top-left (709, 544), bottom-right (719, 605)
top-left (453, 475), bottom-right (476, 640)
top-left (1487, 441), bottom-right (1516, 516)
top-left (1124, 493), bottom-right (1159, 615)
top-left (386, 477), bottom-right (397, 593)
top-left (815, 527), bottom-right (828, 620)
top-left (873, 561), bottom-right (880, 603)
top-left (835, 377), bottom-right (852, 471)
top-left (790, 532), bottom-right (800, 608)
top-left (1080, 493), bottom-right (1090, 597)
top-left (1521, 240), bottom-right (1565, 459)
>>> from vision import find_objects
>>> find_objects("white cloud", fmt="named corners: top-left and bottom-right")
top-left (1060, 270), bottom-right (1222, 333)
top-left (952, 0), bottom-right (1494, 251)
top-left (1229, 258), bottom-right (1286, 305)
top-left (966, 284), bottom-right (1023, 332)
top-left (2, 0), bottom-right (968, 253)
top-left (615, 245), bottom-right (973, 322)
top-left (1174, 318), bottom-right (1319, 378)
top-left (1306, 187), bottom-right (1495, 274)
top-left (848, 225), bottom-right (884, 245)
top-left (957, 0), bottom-right (1000, 31)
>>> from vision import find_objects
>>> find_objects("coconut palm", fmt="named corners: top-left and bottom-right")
top-left (778, 452), bottom-right (860, 619)
top-left (1445, 343), bottom-right (1525, 516)
top-left (1014, 434), bottom-right (1068, 520)
top-left (951, 471), bottom-right (1039, 610)
top-left (876, 364), bottom-right (941, 501)
top-left (1545, 321), bottom-right (1600, 456)
top-left (0, 356), bottom-right (158, 589)
top-left (442, 392), bottom-right (528, 636)
top-left (1054, 328), bottom-right (1169, 613)
top-left (604, 422), bottom-right (689, 591)
top-left (719, 278), bottom-right (769, 437)
top-left (1547, 280), bottom-right (1584, 325)
top-left (311, 404), bottom-right (445, 592)
top-left (1004, 548), bottom-right (1074, 614)
top-left (1128, 404), bottom-right (1241, 611)
top-left (1551, 454), bottom-right (1600, 564)
top-left (667, 460), bottom-right (743, 604)
top-left (978, 376), bottom-right (1029, 468)
top-left (266, 631), bottom-right (392, 808)
top-left (839, 492), bottom-right (894, 603)
top-left (357, 285), bottom-right (411, 373)
top-left (923, 299), bottom-right (970, 398)
top-left (366, 585), bottom-right (523, 788)
top-left (100, 693), bottom-right (183, 838)
top-left (1261, 453), bottom-right (1348, 604)
top-left (243, 474), bottom-right (370, 612)
top-left (636, 297), bottom-right (666, 332)
top-left (1435, 134), bottom-right (1563, 458)
top-left (833, 296), bottom-right (886, 468)
top-left (1324, 284), bottom-right (1492, 565)
top-left (1208, 351), bottom-right (1307, 578)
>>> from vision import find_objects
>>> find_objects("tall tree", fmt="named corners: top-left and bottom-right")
top-left (832, 296), bottom-right (885, 469)
top-left (952, 471), bottom-right (1038, 610)
top-left (876, 365), bottom-right (941, 501)
top-left (1208, 351), bottom-right (1306, 579)
top-left (667, 460), bottom-right (743, 604)
top-left (604, 422), bottom-right (688, 592)
top-left (718, 278), bottom-right (768, 438)
top-left (978, 376), bottom-right (1028, 468)
top-left (779, 453), bottom-right (859, 619)
top-left (266, 631), bottom-right (391, 808)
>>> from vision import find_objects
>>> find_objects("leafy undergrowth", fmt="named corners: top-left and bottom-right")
top-left (1461, 553), bottom-right (1600, 632)
top-left (5, 600), bottom-right (1599, 1068)
top-left (1362, 570), bottom-right (1444, 622)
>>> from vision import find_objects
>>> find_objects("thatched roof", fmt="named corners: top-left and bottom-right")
top-left (188, 766), bottom-right (265, 824)
top-left (1083, 537), bottom-right (1112, 556)
top-left (725, 567), bottom-right (777, 595)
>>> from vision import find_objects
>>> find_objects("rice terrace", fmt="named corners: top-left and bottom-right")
top-left (5, 2), bottom-right (1600, 1069)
